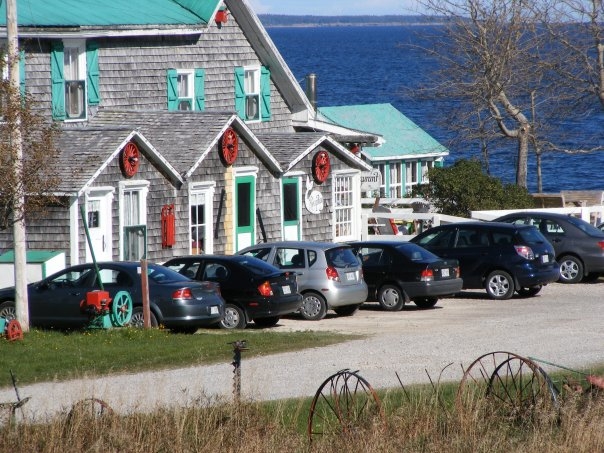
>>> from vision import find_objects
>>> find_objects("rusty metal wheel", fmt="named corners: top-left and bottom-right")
top-left (307, 369), bottom-right (384, 442)
top-left (6, 320), bottom-right (23, 341)
top-left (68, 398), bottom-right (113, 420)
top-left (457, 351), bottom-right (558, 420)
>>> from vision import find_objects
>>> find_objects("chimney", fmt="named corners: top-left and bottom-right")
top-left (305, 73), bottom-right (317, 111)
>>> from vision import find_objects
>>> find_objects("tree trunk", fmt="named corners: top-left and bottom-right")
top-left (516, 124), bottom-right (530, 188)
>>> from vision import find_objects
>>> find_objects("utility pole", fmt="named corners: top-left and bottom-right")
top-left (7, 0), bottom-right (30, 331)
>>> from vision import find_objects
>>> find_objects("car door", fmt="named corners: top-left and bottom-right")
top-left (357, 246), bottom-right (389, 296)
top-left (450, 227), bottom-right (491, 288)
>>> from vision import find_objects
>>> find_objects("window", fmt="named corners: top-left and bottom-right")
top-left (120, 182), bottom-right (148, 261)
top-left (389, 162), bottom-right (402, 198)
top-left (235, 66), bottom-right (271, 122)
top-left (334, 174), bottom-right (355, 240)
top-left (421, 161), bottom-right (434, 184)
top-left (166, 68), bottom-right (205, 111)
top-left (190, 191), bottom-right (207, 254)
top-left (51, 40), bottom-right (99, 121)
top-left (405, 161), bottom-right (419, 195)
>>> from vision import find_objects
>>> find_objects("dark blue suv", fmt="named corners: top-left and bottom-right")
top-left (410, 222), bottom-right (560, 300)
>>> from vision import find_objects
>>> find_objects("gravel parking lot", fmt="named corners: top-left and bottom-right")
top-left (2, 280), bottom-right (603, 422)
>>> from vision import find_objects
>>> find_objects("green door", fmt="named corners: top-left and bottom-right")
top-left (235, 175), bottom-right (255, 251)
top-left (282, 177), bottom-right (301, 240)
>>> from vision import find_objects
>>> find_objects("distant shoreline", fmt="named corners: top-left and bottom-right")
top-left (258, 14), bottom-right (447, 28)
top-left (264, 22), bottom-right (446, 28)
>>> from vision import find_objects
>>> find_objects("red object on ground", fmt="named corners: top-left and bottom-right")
top-left (586, 375), bottom-right (604, 389)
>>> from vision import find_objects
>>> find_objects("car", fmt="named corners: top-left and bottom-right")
top-left (348, 240), bottom-right (463, 310)
top-left (162, 255), bottom-right (302, 329)
top-left (493, 212), bottom-right (604, 283)
top-left (0, 262), bottom-right (225, 333)
top-left (410, 222), bottom-right (560, 300)
top-left (237, 241), bottom-right (368, 321)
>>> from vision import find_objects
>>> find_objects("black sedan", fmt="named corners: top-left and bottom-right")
top-left (349, 241), bottom-right (463, 310)
top-left (163, 255), bottom-right (303, 329)
top-left (0, 262), bottom-right (225, 333)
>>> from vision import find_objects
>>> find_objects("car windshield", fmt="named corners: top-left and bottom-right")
top-left (394, 243), bottom-right (439, 261)
top-left (147, 264), bottom-right (192, 283)
top-left (231, 256), bottom-right (278, 276)
top-left (325, 247), bottom-right (358, 268)
top-left (566, 215), bottom-right (604, 236)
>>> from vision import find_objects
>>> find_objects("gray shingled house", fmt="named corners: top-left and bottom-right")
top-left (0, 0), bottom-right (375, 268)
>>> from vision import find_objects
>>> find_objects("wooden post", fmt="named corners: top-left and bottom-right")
top-left (140, 259), bottom-right (151, 328)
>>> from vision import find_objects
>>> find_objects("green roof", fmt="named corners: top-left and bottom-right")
top-left (0, 250), bottom-right (63, 263)
top-left (318, 103), bottom-right (448, 161)
top-left (0, 0), bottom-right (221, 27)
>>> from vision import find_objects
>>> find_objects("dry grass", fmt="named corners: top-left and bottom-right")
top-left (2, 382), bottom-right (604, 452)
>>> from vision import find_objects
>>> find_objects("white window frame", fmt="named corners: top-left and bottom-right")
top-left (389, 162), bottom-right (403, 198)
top-left (421, 160), bottom-right (434, 184)
top-left (332, 171), bottom-right (361, 242)
top-left (176, 69), bottom-right (195, 111)
top-left (244, 66), bottom-right (261, 123)
top-left (63, 39), bottom-right (87, 122)
top-left (405, 160), bottom-right (419, 195)
top-left (118, 180), bottom-right (149, 260)
top-left (189, 182), bottom-right (215, 255)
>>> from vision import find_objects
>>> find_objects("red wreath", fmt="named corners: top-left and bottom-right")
top-left (221, 128), bottom-right (239, 165)
top-left (120, 142), bottom-right (140, 178)
top-left (312, 150), bottom-right (330, 183)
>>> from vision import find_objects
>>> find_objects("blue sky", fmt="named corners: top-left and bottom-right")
top-left (247, 0), bottom-right (423, 16)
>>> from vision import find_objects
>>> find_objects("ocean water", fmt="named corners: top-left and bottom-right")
top-left (267, 25), bottom-right (604, 193)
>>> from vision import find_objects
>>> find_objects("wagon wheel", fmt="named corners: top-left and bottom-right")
top-left (5, 320), bottom-right (23, 341)
top-left (456, 351), bottom-right (558, 421)
top-left (68, 398), bottom-right (113, 421)
top-left (110, 291), bottom-right (133, 327)
top-left (307, 369), bottom-right (385, 442)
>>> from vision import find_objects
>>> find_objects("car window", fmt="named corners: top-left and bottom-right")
top-left (241, 247), bottom-right (271, 262)
top-left (492, 232), bottom-right (514, 245)
top-left (518, 227), bottom-right (548, 244)
top-left (538, 219), bottom-right (564, 235)
top-left (49, 268), bottom-right (94, 287)
top-left (147, 264), bottom-right (192, 283)
top-left (325, 247), bottom-right (358, 268)
top-left (415, 229), bottom-right (455, 248)
top-left (564, 215), bottom-right (603, 235)
top-left (98, 269), bottom-right (133, 287)
top-left (308, 250), bottom-right (318, 267)
top-left (456, 228), bottom-right (489, 247)
top-left (358, 247), bottom-right (384, 266)
top-left (276, 248), bottom-right (305, 268)
top-left (164, 261), bottom-right (200, 279)
top-left (394, 244), bottom-right (439, 261)
top-left (203, 263), bottom-right (229, 280)
top-left (233, 257), bottom-right (278, 276)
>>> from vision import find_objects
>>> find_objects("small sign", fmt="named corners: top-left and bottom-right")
top-left (361, 169), bottom-right (382, 191)
top-left (305, 189), bottom-right (324, 214)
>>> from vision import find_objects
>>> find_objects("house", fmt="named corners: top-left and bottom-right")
top-left (0, 0), bottom-right (376, 270)
top-left (317, 103), bottom-right (449, 198)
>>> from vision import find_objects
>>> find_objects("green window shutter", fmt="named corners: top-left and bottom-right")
top-left (50, 41), bottom-right (65, 120)
top-left (260, 66), bottom-right (271, 121)
top-left (166, 69), bottom-right (178, 111)
top-left (194, 68), bottom-right (205, 111)
top-left (19, 50), bottom-right (25, 99)
top-left (234, 67), bottom-right (245, 119)
top-left (86, 41), bottom-right (100, 105)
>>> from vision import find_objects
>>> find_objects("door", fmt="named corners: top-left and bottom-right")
top-left (190, 187), bottom-right (214, 254)
top-left (86, 191), bottom-right (113, 262)
top-left (282, 177), bottom-right (301, 240)
top-left (235, 175), bottom-right (255, 251)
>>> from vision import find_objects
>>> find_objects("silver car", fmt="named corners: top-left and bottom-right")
top-left (238, 241), bottom-right (368, 321)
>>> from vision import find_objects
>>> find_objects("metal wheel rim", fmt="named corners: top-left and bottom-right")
top-left (488, 274), bottom-right (511, 297)
top-left (111, 291), bottom-right (133, 327)
top-left (129, 311), bottom-right (144, 328)
top-left (221, 306), bottom-right (242, 329)
top-left (380, 288), bottom-right (400, 308)
top-left (302, 295), bottom-right (322, 318)
top-left (560, 260), bottom-right (579, 281)
top-left (0, 305), bottom-right (16, 320)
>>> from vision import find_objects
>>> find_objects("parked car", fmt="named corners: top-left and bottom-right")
top-left (0, 262), bottom-right (225, 332)
top-left (348, 240), bottom-right (463, 310)
top-left (410, 222), bottom-right (560, 299)
top-left (493, 212), bottom-right (604, 283)
top-left (237, 241), bottom-right (368, 320)
top-left (163, 255), bottom-right (302, 329)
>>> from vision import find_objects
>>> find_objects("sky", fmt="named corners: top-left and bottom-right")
top-left (247, 0), bottom-right (424, 16)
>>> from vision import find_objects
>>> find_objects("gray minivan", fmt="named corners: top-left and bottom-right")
top-left (238, 241), bottom-right (368, 320)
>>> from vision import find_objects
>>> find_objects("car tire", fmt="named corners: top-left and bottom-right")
top-left (485, 270), bottom-right (515, 300)
top-left (558, 256), bottom-right (584, 283)
top-left (253, 316), bottom-right (280, 328)
top-left (0, 301), bottom-right (16, 320)
top-left (414, 297), bottom-right (438, 309)
top-left (333, 304), bottom-right (361, 317)
top-left (517, 285), bottom-right (542, 297)
top-left (129, 307), bottom-right (159, 328)
top-left (220, 304), bottom-right (247, 329)
top-left (377, 285), bottom-right (405, 311)
top-left (300, 292), bottom-right (328, 321)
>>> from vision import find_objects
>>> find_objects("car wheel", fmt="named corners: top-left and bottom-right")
top-left (333, 304), bottom-right (361, 317)
top-left (220, 304), bottom-right (247, 329)
top-left (300, 292), bottom-right (328, 321)
top-left (558, 256), bottom-right (583, 283)
top-left (414, 297), bottom-right (438, 309)
top-left (253, 316), bottom-right (280, 328)
top-left (485, 270), bottom-right (515, 300)
top-left (0, 301), bottom-right (16, 320)
top-left (517, 285), bottom-right (542, 297)
top-left (129, 307), bottom-right (159, 328)
top-left (377, 284), bottom-right (405, 311)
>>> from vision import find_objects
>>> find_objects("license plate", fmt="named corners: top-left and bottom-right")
top-left (541, 255), bottom-right (549, 263)
top-left (441, 268), bottom-right (449, 277)
top-left (282, 285), bottom-right (291, 294)
top-left (210, 306), bottom-right (219, 315)
top-left (346, 272), bottom-right (356, 281)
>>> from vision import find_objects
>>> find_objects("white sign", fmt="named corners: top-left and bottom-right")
top-left (360, 169), bottom-right (382, 191)
top-left (305, 189), bottom-right (324, 214)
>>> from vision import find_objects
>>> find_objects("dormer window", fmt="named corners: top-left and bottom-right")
top-left (244, 67), bottom-right (260, 121)
top-left (63, 43), bottom-right (86, 120)
top-left (234, 66), bottom-right (271, 122)
top-left (166, 68), bottom-right (205, 111)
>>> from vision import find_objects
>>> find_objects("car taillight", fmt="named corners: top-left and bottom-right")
top-left (326, 266), bottom-right (340, 282)
top-left (598, 241), bottom-right (604, 251)
top-left (258, 281), bottom-right (273, 297)
top-left (455, 266), bottom-right (461, 278)
top-left (172, 288), bottom-right (193, 299)
top-left (514, 245), bottom-right (535, 260)
top-left (421, 268), bottom-right (434, 282)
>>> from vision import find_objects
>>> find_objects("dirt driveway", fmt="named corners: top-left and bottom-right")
top-left (2, 281), bottom-right (602, 422)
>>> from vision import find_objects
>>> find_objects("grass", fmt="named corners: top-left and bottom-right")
top-left (0, 327), bottom-right (361, 388)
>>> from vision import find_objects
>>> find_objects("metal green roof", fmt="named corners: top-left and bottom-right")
top-left (0, 0), bottom-right (221, 27)
top-left (0, 250), bottom-right (63, 263)
top-left (318, 103), bottom-right (448, 161)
